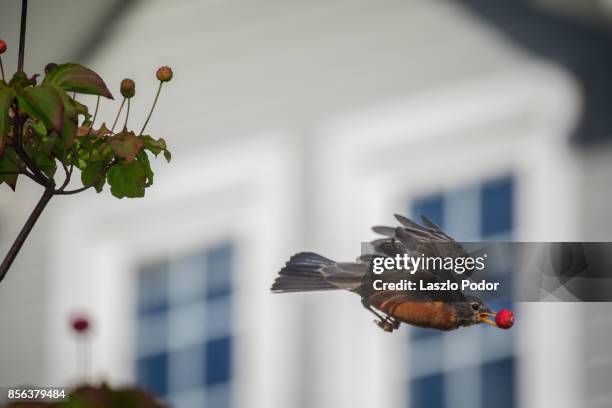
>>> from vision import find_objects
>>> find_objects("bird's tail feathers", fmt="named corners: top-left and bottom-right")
top-left (271, 252), bottom-right (338, 293)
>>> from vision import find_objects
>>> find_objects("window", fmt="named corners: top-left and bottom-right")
top-left (408, 176), bottom-right (515, 408)
top-left (137, 242), bottom-right (234, 408)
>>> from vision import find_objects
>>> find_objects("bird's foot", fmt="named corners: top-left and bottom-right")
top-left (374, 317), bottom-right (399, 332)
top-left (392, 318), bottom-right (400, 330)
top-left (375, 319), bottom-right (394, 332)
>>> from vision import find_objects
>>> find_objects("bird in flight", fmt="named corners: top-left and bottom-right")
top-left (271, 214), bottom-right (513, 332)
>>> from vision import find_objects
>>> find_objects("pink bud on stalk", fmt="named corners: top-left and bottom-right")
top-left (70, 314), bottom-right (92, 382)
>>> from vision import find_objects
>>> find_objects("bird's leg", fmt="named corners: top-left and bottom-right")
top-left (379, 314), bottom-right (400, 331)
top-left (364, 305), bottom-right (389, 330)
top-left (361, 296), bottom-right (397, 332)
top-left (365, 306), bottom-right (396, 332)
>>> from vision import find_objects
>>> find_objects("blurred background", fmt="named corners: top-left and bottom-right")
top-left (1, 0), bottom-right (612, 407)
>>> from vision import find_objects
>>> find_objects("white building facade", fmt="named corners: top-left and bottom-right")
top-left (1, 1), bottom-right (611, 407)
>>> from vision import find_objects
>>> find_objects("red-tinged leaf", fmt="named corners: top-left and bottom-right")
top-left (0, 87), bottom-right (15, 147)
top-left (17, 85), bottom-right (64, 134)
top-left (43, 63), bottom-right (113, 99)
top-left (76, 123), bottom-right (112, 139)
top-left (52, 85), bottom-right (79, 148)
top-left (109, 131), bottom-right (143, 162)
top-left (77, 125), bottom-right (93, 138)
top-left (96, 123), bottom-right (112, 137)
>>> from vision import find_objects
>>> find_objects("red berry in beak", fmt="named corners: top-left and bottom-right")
top-left (71, 317), bottom-right (90, 334)
top-left (495, 309), bottom-right (514, 329)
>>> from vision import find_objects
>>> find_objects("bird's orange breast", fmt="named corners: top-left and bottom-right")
top-left (377, 299), bottom-right (458, 330)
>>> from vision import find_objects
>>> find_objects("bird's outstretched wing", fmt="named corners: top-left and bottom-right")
top-left (369, 214), bottom-right (466, 259)
top-left (360, 214), bottom-right (475, 294)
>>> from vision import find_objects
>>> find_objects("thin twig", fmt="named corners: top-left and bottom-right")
top-left (123, 98), bottom-right (130, 129)
top-left (19, 170), bottom-right (39, 183)
top-left (17, 0), bottom-right (28, 72)
top-left (86, 96), bottom-right (101, 136)
top-left (0, 187), bottom-right (53, 282)
top-left (57, 161), bottom-right (72, 191)
top-left (55, 161), bottom-right (114, 195)
top-left (111, 98), bottom-right (126, 133)
top-left (13, 144), bottom-right (48, 186)
top-left (55, 184), bottom-right (91, 195)
top-left (0, 57), bottom-right (5, 81)
top-left (139, 82), bottom-right (163, 135)
top-left (13, 120), bottom-right (49, 186)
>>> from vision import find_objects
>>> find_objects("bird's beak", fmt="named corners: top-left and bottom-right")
top-left (479, 312), bottom-right (498, 327)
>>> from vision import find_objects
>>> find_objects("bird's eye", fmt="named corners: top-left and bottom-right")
top-left (471, 302), bottom-right (480, 311)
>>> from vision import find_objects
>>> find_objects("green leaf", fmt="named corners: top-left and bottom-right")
top-left (109, 131), bottom-right (143, 162)
top-left (31, 150), bottom-right (57, 178)
top-left (0, 87), bottom-right (15, 147)
top-left (29, 119), bottom-right (47, 138)
top-left (72, 98), bottom-right (90, 120)
top-left (137, 150), bottom-right (154, 187)
top-left (37, 156), bottom-right (57, 178)
top-left (139, 135), bottom-right (171, 162)
top-left (43, 63), bottom-right (113, 99)
top-left (0, 149), bottom-right (21, 190)
top-left (107, 161), bottom-right (146, 199)
top-left (17, 85), bottom-right (64, 134)
top-left (81, 161), bottom-right (107, 193)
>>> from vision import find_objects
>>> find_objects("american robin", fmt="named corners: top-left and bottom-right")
top-left (271, 214), bottom-right (501, 332)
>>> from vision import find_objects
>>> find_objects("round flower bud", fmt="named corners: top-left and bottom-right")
top-left (156, 66), bottom-right (173, 82)
top-left (44, 63), bottom-right (58, 74)
top-left (0, 39), bottom-right (7, 54)
top-left (120, 78), bottom-right (136, 98)
top-left (71, 316), bottom-right (90, 334)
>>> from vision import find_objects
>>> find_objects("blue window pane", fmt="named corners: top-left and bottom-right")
top-left (205, 384), bottom-right (231, 408)
top-left (482, 358), bottom-right (515, 408)
top-left (206, 243), bottom-right (233, 300)
top-left (411, 194), bottom-right (444, 228)
top-left (138, 352), bottom-right (168, 397)
top-left (205, 337), bottom-right (231, 385)
top-left (171, 252), bottom-right (206, 304)
top-left (205, 296), bottom-right (232, 338)
top-left (410, 374), bottom-right (444, 408)
top-left (170, 345), bottom-right (205, 393)
top-left (481, 177), bottom-right (513, 237)
top-left (138, 261), bottom-right (169, 315)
